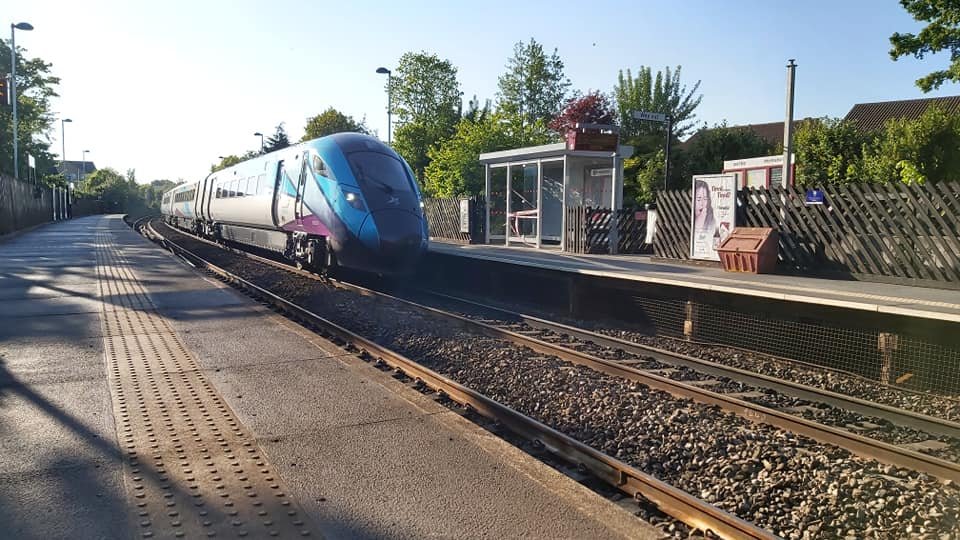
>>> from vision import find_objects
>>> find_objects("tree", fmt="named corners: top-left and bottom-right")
top-left (390, 51), bottom-right (463, 182)
top-left (211, 151), bottom-right (258, 173)
top-left (890, 0), bottom-right (960, 92)
top-left (497, 38), bottom-right (571, 141)
top-left (549, 90), bottom-right (616, 134)
top-left (77, 167), bottom-right (137, 210)
top-left (0, 39), bottom-right (60, 179)
top-left (613, 66), bottom-right (702, 202)
top-left (859, 106), bottom-right (960, 184)
top-left (423, 111), bottom-right (552, 197)
top-left (140, 179), bottom-right (178, 208)
top-left (792, 118), bottom-right (867, 185)
top-left (302, 107), bottom-right (368, 140)
top-left (263, 123), bottom-right (290, 153)
top-left (679, 123), bottom-right (776, 179)
top-left (613, 66), bottom-right (702, 141)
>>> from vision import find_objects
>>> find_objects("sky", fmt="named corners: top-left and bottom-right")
top-left (11, 0), bottom-right (960, 183)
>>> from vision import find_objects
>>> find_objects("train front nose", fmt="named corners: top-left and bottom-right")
top-left (359, 210), bottom-right (425, 272)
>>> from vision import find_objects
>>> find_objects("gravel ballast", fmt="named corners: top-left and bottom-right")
top-left (155, 223), bottom-right (960, 538)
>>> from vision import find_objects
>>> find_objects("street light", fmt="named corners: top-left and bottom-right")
top-left (253, 132), bottom-right (264, 153)
top-left (376, 67), bottom-right (392, 145)
top-left (60, 118), bottom-right (72, 171)
top-left (80, 149), bottom-right (90, 183)
top-left (10, 21), bottom-right (34, 181)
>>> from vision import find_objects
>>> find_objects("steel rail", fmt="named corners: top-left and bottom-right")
top-left (145, 220), bottom-right (774, 540)
top-left (418, 290), bottom-right (960, 440)
top-left (146, 221), bottom-right (960, 483)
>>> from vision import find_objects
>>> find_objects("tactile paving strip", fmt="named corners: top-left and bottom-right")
top-left (95, 225), bottom-right (315, 538)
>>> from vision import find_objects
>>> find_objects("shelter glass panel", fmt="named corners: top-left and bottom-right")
top-left (509, 164), bottom-right (538, 244)
top-left (489, 167), bottom-right (507, 241)
top-left (541, 161), bottom-right (564, 243)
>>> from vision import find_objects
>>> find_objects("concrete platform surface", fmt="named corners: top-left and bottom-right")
top-left (0, 215), bottom-right (658, 540)
top-left (430, 241), bottom-right (960, 323)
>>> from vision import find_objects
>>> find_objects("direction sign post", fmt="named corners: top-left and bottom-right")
top-left (631, 110), bottom-right (673, 190)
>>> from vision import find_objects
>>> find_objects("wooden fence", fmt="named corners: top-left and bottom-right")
top-left (423, 197), bottom-right (485, 244)
top-left (564, 207), bottom-right (649, 254)
top-left (654, 182), bottom-right (960, 287)
top-left (653, 189), bottom-right (692, 260)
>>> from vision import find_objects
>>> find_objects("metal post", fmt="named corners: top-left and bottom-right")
top-left (782, 59), bottom-right (797, 187)
top-left (535, 160), bottom-right (542, 249)
top-left (11, 25), bottom-right (19, 181)
top-left (663, 115), bottom-right (672, 191)
top-left (505, 164), bottom-right (511, 245)
top-left (387, 71), bottom-right (392, 145)
top-left (609, 153), bottom-right (619, 254)
top-left (484, 164), bottom-right (491, 244)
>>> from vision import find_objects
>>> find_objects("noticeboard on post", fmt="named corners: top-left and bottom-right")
top-left (689, 174), bottom-right (737, 261)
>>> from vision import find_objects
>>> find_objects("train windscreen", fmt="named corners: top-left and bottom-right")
top-left (346, 151), bottom-right (418, 211)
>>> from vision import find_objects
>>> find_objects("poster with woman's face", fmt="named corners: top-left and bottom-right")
top-left (690, 174), bottom-right (737, 261)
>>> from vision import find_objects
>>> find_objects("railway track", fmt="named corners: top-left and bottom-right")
top-left (140, 218), bottom-right (769, 539)
top-left (141, 218), bottom-right (960, 537)
top-left (146, 219), bottom-right (960, 483)
top-left (407, 291), bottom-right (960, 458)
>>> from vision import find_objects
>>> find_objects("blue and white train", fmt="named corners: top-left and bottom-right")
top-left (160, 133), bottom-right (428, 275)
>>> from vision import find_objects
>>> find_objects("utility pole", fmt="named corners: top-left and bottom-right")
top-left (782, 59), bottom-right (797, 187)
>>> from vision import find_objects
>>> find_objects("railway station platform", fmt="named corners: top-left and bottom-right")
top-left (0, 215), bottom-right (655, 539)
top-left (428, 241), bottom-right (960, 324)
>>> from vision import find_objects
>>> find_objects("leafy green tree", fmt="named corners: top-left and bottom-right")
top-left (462, 95), bottom-right (491, 123)
top-left (613, 66), bottom-right (702, 140)
top-left (140, 179), bottom-right (178, 208)
top-left (263, 123), bottom-right (291, 153)
top-left (890, 0), bottom-right (960, 92)
top-left (302, 107), bottom-right (368, 140)
top-left (77, 167), bottom-right (137, 210)
top-left (613, 66), bottom-right (702, 202)
top-left (389, 51), bottom-right (463, 183)
top-left (423, 112), bottom-right (552, 197)
top-left (859, 106), bottom-right (960, 184)
top-left (0, 40), bottom-right (60, 179)
top-left (792, 118), bottom-right (867, 185)
top-left (211, 151), bottom-right (259, 173)
top-left (678, 122), bottom-right (776, 180)
top-left (497, 38), bottom-right (570, 143)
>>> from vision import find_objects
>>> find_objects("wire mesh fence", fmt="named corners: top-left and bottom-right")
top-left (631, 293), bottom-right (960, 395)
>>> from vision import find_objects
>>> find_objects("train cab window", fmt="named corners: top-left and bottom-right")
top-left (346, 151), bottom-right (413, 193)
top-left (312, 155), bottom-right (332, 179)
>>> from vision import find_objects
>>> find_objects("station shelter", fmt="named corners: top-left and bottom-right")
top-left (479, 142), bottom-right (633, 249)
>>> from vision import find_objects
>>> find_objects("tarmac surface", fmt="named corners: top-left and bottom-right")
top-left (0, 215), bottom-right (657, 540)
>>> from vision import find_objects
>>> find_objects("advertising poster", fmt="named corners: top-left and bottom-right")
top-left (690, 174), bottom-right (737, 261)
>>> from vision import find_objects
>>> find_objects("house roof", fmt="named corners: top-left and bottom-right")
top-left (843, 95), bottom-right (960, 131)
top-left (52, 161), bottom-right (97, 175)
top-left (677, 120), bottom-right (806, 152)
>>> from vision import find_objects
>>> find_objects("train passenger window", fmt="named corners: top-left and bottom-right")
top-left (256, 174), bottom-right (267, 194)
top-left (230, 180), bottom-right (238, 197)
top-left (216, 186), bottom-right (221, 198)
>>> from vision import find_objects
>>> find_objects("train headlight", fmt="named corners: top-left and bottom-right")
top-left (342, 187), bottom-right (367, 211)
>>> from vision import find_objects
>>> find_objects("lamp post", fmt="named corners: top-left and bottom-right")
top-left (80, 149), bottom-right (90, 183)
top-left (10, 21), bottom-right (34, 181)
top-left (253, 132), bottom-right (264, 153)
top-left (60, 118), bottom-right (72, 171)
top-left (376, 67), bottom-right (392, 145)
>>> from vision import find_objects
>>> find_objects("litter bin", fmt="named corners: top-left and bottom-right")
top-left (717, 227), bottom-right (778, 274)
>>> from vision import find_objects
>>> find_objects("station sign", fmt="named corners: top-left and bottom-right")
top-left (631, 110), bottom-right (668, 123)
top-left (459, 199), bottom-right (470, 233)
top-left (805, 188), bottom-right (824, 205)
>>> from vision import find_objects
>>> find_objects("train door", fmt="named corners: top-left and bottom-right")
top-left (294, 157), bottom-right (308, 221)
top-left (274, 160), bottom-right (298, 227)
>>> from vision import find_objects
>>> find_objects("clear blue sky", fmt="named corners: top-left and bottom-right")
top-left (13, 0), bottom-right (959, 182)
